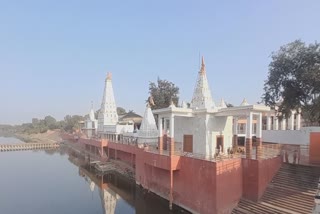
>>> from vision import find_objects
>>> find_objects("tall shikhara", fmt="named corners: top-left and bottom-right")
top-left (98, 73), bottom-right (118, 130)
top-left (191, 56), bottom-right (215, 109)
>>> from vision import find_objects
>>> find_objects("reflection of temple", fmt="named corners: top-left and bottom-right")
top-left (99, 188), bottom-right (119, 214)
top-left (80, 167), bottom-right (120, 214)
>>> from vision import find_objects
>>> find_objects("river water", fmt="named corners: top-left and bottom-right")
top-left (0, 136), bottom-right (25, 145)
top-left (0, 137), bottom-right (187, 214)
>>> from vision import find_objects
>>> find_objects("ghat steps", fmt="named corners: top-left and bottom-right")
top-left (232, 163), bottom-right (320, 214)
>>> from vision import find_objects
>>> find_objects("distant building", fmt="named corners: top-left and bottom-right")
top-left (119, 111), bottom-right (142, 130)
top-left (82, 103), bottom-right (98, 138)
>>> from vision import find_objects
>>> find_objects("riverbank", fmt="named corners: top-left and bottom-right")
top-left (14, 130), bottom-right (62, 143)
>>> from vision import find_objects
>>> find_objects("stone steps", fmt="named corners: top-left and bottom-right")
top-left (232, 163), bottom-right (320, 214)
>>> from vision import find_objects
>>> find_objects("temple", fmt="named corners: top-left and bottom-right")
top-left (97, 72), bottom-right (134, 137)
top-left (152, 56), bottom-right (286, 159)
top-left (82, 102), bottom-right (98, 138)
top-left (68, 57), bottom-right (320, 214)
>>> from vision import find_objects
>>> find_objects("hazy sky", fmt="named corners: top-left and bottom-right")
top-left (1, 0), bottom-right (320, 125)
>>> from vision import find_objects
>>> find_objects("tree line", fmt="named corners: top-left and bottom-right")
top-left (13, 115), bottom-right (85, 134)
top-left (0, 107), bottom-right (131, 135)
top-left (263, 40), bottom-right (320, 125)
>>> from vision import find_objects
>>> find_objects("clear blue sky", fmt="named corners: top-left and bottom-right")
top-left (1, 0), bottom-right (319, 125)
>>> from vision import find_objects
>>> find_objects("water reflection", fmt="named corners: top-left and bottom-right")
top-left (0, 139), bottom-right (187, 214)
top-left (67, 147), bottom-right (188, 214)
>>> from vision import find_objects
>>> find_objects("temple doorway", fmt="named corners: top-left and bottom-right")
top-left (183, 135), bottom-right (193, 153)
top-left (216, 136), bottom-right (224, 153)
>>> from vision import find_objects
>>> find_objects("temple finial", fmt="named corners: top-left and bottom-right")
top-left (147, 96), bottom-right (155, 107)
top-left (200, 56), bottom-right (206, 74)
top-left (107, 72), bottom-right (112, 80)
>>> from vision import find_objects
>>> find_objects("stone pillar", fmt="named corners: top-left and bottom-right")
top-left (288, 112), bottom-right (295, 130)
top-left (169, 115), bottom-right (175, 155)
top-left (158, 116), bottom-right (163, 154)
top-left (296, 112), bottom-right (301, 130)
top-left (233, 117), bottom-right (238, 148)
top-left (233, 117), bottom-right (238, 135)
top-left (256, 113), bottom-right (262, 159)
top-left (246, 112), bottom-right (253, 159)
top-left (164, 118), bottom-right (168, 133)
top-left (256, 137), bottom-right (262, 159)
top-left (169, 169), bottom-right (173, 210)
top-left (233, 135), bottom-right (238, 148)
top-left (281, 118), bottom-right (286, 130)
top-left (273, 116), bottom-right (279, 130)
top-left (266, 115), bottom-right (271, 130)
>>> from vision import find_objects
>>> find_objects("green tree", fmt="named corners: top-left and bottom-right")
top-left (148, 78), bottom-right (180, 110)
top-left (117, 107), bottom-right (126, 115)
top-left (32, 118), bottom-right (39, 126)
top-left (63, 115), bottom-right (84, 132)
top-left (226, 103), bottom-right (234, 108)
top-left (44, 115), bottom-right (57, 130)
top-left (263, 40), bottom-right (320, 125)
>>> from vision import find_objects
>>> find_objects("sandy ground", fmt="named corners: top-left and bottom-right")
top-left (15, 130), bottom-right (62, 143)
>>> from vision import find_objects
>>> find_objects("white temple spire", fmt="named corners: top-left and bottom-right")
top-left (200, 56), bottom-right (206, 74)
top-left (191, 56), bottom-right (215, 109)
top-left (240, 98), bottom-right (249, 106)
top-left (89, 101), bottom-right (95, 121)
top-left (137, 97), bottom-right (159, 146)
top-left (219, 98), bottom-right (227, 108)
top-left (98, 72), bottom-right (118, 129)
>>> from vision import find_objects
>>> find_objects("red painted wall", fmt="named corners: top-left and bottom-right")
top-left (216, 159), bottom-right (243, 213)
top-left (242, 156), bottom-right (282, 201)
top-left (310, 132), bottom-right (320, 164)
top-left (78, 140), bottom-right (281, 214)
top-left (116, 150), bottom-right (135, 166)
top-left (172, 156), bottom-right (218, 213)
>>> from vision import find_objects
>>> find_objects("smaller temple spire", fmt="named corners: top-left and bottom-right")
top-left (137, 103), bottom-right (159, 146)
top-left (240, 98), bottom-right (249, 106)
top-left (169, 99), bottom-right (176, 108)
top-left (89, 101), bottom-right (95, 121)
top-left (200, 56), bottom-right (206, 75)
top-left (107, 72), bottom-right (112, 80)
top-left (219, 98), bottom-right (227, 108)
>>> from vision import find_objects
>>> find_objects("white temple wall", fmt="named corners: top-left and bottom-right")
top-left (116, 124), bottom-right (134, 134)
top-left (98, 115), bottom-right (104, 132)
top-left (262, 127), bottom-right (320, 145)
top-left (207, 116), bottom-right (233, 154)
top-left (137, 137), bottom-right (158, 146)
top-left (174, 116), bottom-right (207, 155)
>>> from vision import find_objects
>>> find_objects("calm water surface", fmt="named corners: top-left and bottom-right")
top-left (0, 136), bottom-right (25, 145)
top-left (0, 137), bottom-right (187, 214)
